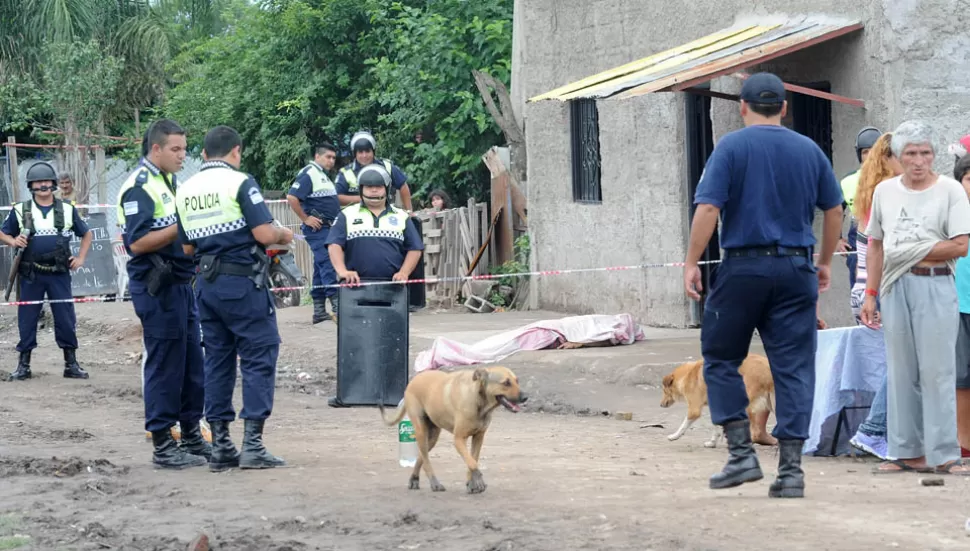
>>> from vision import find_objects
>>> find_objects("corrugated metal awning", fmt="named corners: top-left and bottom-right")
top-left (528, 15), bottom-right (863, 103)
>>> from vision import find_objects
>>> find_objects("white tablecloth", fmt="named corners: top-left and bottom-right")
top-left (804, 325), bottom-right (887, 455)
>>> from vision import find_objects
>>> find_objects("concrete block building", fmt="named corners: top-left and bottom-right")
top-left (513, 0), bottom-right (969, 328)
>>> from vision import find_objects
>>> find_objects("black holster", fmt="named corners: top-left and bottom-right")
top-left (145, 254), bottom-right (175, 297)
top-left (199, 246), bottom-right (270, 289)
top-left (308, 209), bottom-right (333, 228)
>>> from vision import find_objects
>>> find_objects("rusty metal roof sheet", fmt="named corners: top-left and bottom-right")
top-left (528, 15), bottom-right (863, 102)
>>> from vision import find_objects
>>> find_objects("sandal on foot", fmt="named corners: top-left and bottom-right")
top-left (935, 460), bottom-right (970, 475)
top-left (872, 459), bottom-right (932, 474)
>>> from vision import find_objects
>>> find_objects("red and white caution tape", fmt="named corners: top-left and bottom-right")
top-left (0, 251), bottom-right (856, 307)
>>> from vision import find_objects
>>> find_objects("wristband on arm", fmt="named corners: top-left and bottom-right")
top-left (865, 288), bottom-right (878, 297)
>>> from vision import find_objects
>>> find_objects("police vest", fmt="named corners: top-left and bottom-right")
top-left (342, 203), bottom-right (408, 242)
top-left (117, 166), bottom-right (178, 234)
top-left (303, 163), bottom-right (337, 198)
top-left (14, 200), bottom-right (74, 238)
top-left (841, 170), bottom-right (860, 212)
top-left (339, 159), bottom-right (393, 193)
top-left (175, 164), bottom-right (249, 242)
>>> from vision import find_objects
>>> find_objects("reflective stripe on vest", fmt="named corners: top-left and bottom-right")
top-left (340, 159), bottom-right (393, 192)
top-left (14, 201), bottom-right (74, 237)
top-left (342, 204), bottom-right (407, 242)
top-left (303, 163), bottom-right (337, 198)
top-left (175, 165), bottom-right (249, 240)
top-left (116, 167), bottom-right (178, 232)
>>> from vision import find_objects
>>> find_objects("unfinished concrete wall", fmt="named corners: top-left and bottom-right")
top-left (517, 0), bottom-right (967, 328)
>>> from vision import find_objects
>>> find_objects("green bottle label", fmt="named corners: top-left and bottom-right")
top-left (399, 419), bottom-right (415, 443)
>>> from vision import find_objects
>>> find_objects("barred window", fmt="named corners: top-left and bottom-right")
top-left (569, 98), bottom-right (602, 204)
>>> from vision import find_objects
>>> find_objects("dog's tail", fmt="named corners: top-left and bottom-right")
top-left (379, 398), bottom-right (407, 426)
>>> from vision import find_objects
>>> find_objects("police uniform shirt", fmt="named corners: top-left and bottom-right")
top-left (840, 169), bottom-right (860, 212)
top-left (693, 125), bottom-right (842, 250)
top-left (334, 159), bottom-right (408, 195)
top-left (288, 161), bottom-right (340, 236)
top-left (2, 202), bottom-right (89, 259)
top-left (117, 158), bottom-right (195, 283)
top-left (326, 203), bottom-right (424, 280)
top-left (175, 160), bottom-right (274, 265)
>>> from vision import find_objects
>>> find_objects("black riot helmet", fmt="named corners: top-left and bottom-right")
top-left (855, 126), bottom-right (881, 163)
top-left (357, 164), bottom-right (391, 196)
top-left (25, 161), bottom-right (58, 190)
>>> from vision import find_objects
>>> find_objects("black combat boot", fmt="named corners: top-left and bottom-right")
top-left (179, 421), bottom-right (213, 459)
top-left (151, 429), bottom-right (208, 469)
top-left (768, 439), bottom-right (806, 498)
top-left (709, 419), bottom-right (764, 490)
top-left (312, 299), bottom-right (329, 324)
top-left (240, 419), bottom-right (286, 469)
top-left (328, 295), bottom-right (339, 322)
top-left (62, 348), bottom-right (89, 379)
top-left (9, 351), bottom-right (31, 381)
top-left (208, 420), bottom-right (241, 472)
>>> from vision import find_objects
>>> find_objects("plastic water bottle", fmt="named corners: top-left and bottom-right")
top-left (398, 415), bottom-right (418, 467)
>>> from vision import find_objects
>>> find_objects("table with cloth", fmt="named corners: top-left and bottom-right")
top-left (803, 325), bottom-right (887, 456)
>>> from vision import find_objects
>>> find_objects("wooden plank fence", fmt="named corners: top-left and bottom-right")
top-left (416, 199), bottom-right (489, 305)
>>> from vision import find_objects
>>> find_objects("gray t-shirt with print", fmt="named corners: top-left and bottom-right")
top-left (867, 175), bottom-right (970, 294)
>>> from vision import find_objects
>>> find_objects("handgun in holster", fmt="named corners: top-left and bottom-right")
top-left (146, 254), bottom-right (175, 297)
top-left (308, 209), bottom-right (332, 229)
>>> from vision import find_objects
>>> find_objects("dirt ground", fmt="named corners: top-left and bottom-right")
top-left (0, 304), bottom-right (968, 550)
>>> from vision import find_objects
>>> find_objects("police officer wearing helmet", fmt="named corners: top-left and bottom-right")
top-left (286, 142), bottom-right (340, 324)
top-left (0, 161), bottom-right (93, 381)
top-left (839, 126), bottom-right (881, 288)
top-left (335, 131), bottom-right (413, 211)
top-left (176, 125), bottom-right (293, 472)
top-left (117, 119), bottom-right (211, 470)
top-left (326, 164), bottom-right (423, 408)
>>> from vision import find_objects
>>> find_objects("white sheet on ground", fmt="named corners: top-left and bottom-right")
top-left (414, 314), bottom-right (645, 372)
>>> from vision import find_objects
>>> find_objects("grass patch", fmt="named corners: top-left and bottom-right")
top-left (0, 514), bottom-right (30, 550)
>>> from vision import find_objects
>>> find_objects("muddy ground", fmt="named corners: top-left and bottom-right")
top-left (0, 304), bottom-right (968, 550)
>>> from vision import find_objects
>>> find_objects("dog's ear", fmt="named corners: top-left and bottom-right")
top-left (662, 373), bottom-right (673, 388)
top-left (473, 367), bottom-right (488, 382)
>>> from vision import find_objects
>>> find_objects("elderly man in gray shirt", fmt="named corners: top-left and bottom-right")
top-left (862, 120), bottom-right (970, 475)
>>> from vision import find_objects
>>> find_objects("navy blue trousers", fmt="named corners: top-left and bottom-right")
top-left (846, 221), bottom-right (858, 288)
top-left (197, 275), bottom-right (281, 422)
top-left (130, 280), bottom-right (205, 433)
top-left (17, 272), bottom-right (77, 351)
top-left (701, 251), bottom-right (818, 440)
top-left (307, 231), bottom-right (337, 302)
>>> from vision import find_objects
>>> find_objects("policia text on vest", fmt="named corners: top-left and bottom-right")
top-left (175, 125), bottom-right (293, 471)
top-left (1, 159), bottom-right (93, 382)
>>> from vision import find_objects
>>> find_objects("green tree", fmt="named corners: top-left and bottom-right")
top-left (364, 0), bottom-right (512, 203)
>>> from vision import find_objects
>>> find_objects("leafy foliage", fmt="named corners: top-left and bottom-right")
top-left (163, 0), bottom-right (513, 202)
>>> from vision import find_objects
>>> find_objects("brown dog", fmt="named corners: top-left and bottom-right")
top-left (660, 354), bottom-right (777, 447)
top-left (380, 365), bottom-right (528, 494)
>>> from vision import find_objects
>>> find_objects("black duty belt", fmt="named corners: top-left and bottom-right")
top-left (910, 266), bottom-right (951, 277)
top-left (214, 261), bottom-right (256, 277)
top-left (725, 246), bottom-right (810, 259)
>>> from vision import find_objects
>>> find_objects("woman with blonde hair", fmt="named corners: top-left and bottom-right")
top-left (848, 132), bottom-right (904, 464)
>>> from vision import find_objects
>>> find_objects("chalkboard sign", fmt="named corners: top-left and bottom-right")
top-left (69, 211), bottom-right (119, 296)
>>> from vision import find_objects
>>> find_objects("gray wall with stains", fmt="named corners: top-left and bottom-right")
top-left (514, 0), bottom-right (970, 328)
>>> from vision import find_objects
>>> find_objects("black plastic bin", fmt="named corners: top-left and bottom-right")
top-left (407, 215), bottom-right (427, 310)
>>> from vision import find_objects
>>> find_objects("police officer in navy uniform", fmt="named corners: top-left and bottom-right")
top-left (683, 73), bottom-right (842, 499)
top-left (117, 119), bottom-right (210, 469)
top-left (176, 125), bottom-right (293, 472)
top-left (286, 142), bottom-right (340, 324)
top-left (1, 161), bottom-right (92, 381)
top-left (325, 164), bottom-right (424, 408)
top-left (335, 131), bottom-right (413, 211)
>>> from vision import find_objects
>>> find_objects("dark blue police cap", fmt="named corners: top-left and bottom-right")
top-left (740, 72), bottom-right (786, 104)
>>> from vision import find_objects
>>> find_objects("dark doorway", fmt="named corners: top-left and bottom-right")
top-left (788, 81), bottom-right (833, 162)
top-left (685, 89), bottom-right (717, 325)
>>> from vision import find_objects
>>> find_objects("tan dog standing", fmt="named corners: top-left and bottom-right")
top-left (380, 366), bottom-right (528, 494)
top-left (660, 354), bottom-right (777, 447)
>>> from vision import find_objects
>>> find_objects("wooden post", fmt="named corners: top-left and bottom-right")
top-left (6, 136), bottom-right (19, 203)
top-left (95, 145), bottom-right (106, 204)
